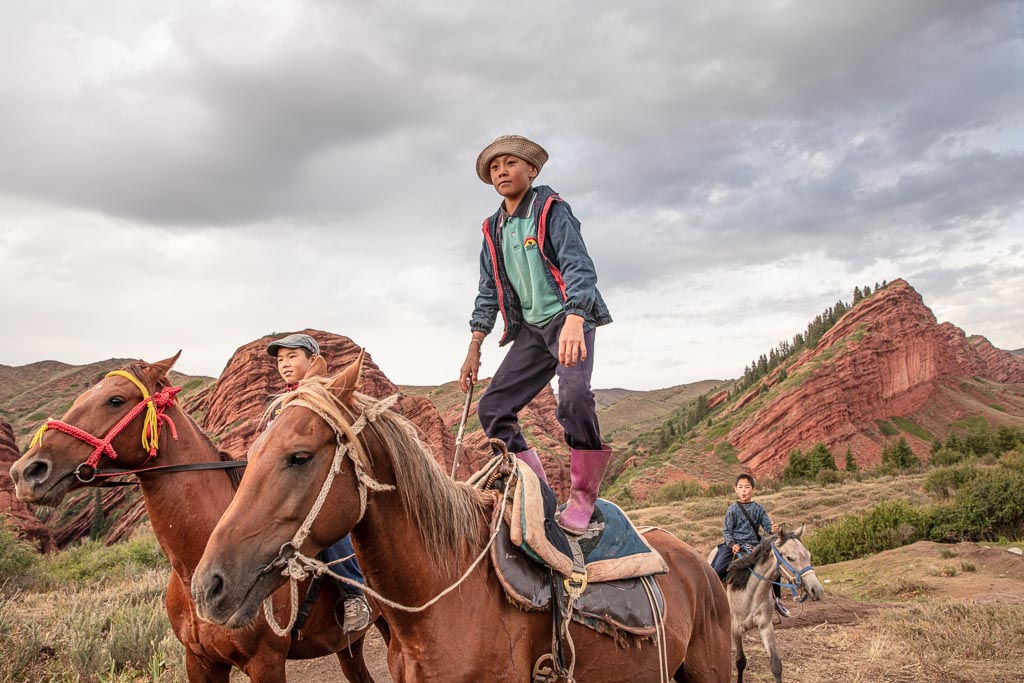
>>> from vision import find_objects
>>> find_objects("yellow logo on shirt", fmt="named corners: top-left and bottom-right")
top-left (523, 237), bottom-right (538, 250)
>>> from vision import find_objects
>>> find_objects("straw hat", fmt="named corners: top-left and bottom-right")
top-left (476, 135), bottom-right (549, 184)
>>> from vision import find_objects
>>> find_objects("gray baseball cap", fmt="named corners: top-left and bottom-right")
top-left (266, 333), bottom-right (320, 358)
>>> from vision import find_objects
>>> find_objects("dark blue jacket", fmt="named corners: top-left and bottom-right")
top-left (470, 185), bottom-right (612, 345)
top-left (723, 501), bottom-right (773, 550)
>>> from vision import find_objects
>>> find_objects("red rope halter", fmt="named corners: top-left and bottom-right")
top-left (30, 370), bottom-right (182, 481)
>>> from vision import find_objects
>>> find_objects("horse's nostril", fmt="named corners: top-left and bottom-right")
top-left (206, 572), bottom-right (225, 601)
top-left (24, 460), bottom-right (51, 484)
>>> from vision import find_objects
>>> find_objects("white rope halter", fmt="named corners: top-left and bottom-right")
top-left (259, 393), bottom-right (398, 636)
top-left (258, 393), bottom-right (513, 637)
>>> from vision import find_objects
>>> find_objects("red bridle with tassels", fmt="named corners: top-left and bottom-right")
top-left (29, 370), bottom-right (182, 482)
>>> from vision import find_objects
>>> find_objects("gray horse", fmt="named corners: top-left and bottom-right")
top-left (708, 525), bottom-right (824, 682)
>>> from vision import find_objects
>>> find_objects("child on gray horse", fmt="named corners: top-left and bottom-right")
top-left (712, 473), bottom-right (788, 617)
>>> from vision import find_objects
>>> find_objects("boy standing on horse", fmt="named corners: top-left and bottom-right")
top-left (266, 333), bottom-right (371, 633)
top-left (713, 473), bottom-right (789, 617)
top-left (458, 135), bottom-right (613, 535)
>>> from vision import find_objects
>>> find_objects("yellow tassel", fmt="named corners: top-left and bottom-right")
top-left (30, 422), bottom-right (49, 449)
top-left (105, 371), bottom-right (159, 453)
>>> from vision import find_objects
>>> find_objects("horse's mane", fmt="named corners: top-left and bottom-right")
top-left (724, 531), bottom-right (800, 590)
top-left (125, 362), bottom-right (243, 491)
top-left (270, 378), bottom-right (488, 578)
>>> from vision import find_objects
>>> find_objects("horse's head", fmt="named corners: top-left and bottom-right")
top-left (773, 524), bottom-right (824, 602)
top-left (193, 352), bottom-right (373, 628)
top-left (10, 353), bottom-right (182, 506)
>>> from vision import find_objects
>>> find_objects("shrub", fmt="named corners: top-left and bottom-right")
top-left (877, 420), bottom-right (899, 437)
top-left (805, 499), bottom-right (931, 565)
top-left (844, 447), bottom-right (858, 472)
top-left (0, 515), bottom-right (38, 588)
top-left (654, 479), bottom-right (704, 503)
top-left (783, 442), bottom-right (837, 483)
top-left (39, 532), bottom-right (167, 588)
top-left (928, 447), bottom-right (964, 467)
top-left (881, 437), bottom-right (920, 472)
top-left (923, 463), bottom-right (980, 499)
top-left (815, 468), bottom-right (846, 486)
top-left (929, 465), bottom-right (1024, 542)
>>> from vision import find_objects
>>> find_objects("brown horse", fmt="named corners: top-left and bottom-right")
top-left (192, 354), bottom-right (732, 682)
top-left (9, 353), bottom-right (380, 683)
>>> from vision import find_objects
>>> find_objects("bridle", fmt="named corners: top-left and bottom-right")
top-left (254, 391), bottom-right (399, 635)
top-left (253, 388), bottom-right (512, 638)
top-left (749, 538), bottom-right (816, 602)
top-left (28, 369), bottom-right (246, 484)
top-left (30, 370), bottom-right (182, 483)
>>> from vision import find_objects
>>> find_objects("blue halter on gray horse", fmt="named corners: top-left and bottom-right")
top-left (712, 525), bottom-right (824, 683)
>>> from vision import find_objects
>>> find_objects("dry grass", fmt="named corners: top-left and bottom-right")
top-left (628, 471), bottom-right (931, 555)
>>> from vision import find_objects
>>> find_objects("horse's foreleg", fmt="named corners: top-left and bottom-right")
top-left (184, 651), bottom-right (231, 683)
top-left (757, 622), bottom-right (782, 683)
top-left (733, 628), bottom-right (746, 683)
top-left (335, 637), bottom-right (373, 683)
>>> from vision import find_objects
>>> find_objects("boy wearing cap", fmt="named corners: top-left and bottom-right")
top-left (458, 135), bottom-right (613, 535)
top-left (266, 333), bottom-right (371, 633)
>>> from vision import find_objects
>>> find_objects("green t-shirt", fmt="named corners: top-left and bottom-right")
top-left (500, 195), bottom-right (564, 326)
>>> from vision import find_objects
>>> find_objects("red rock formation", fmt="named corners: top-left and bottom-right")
top-left (707, 390), bottom-right (729, 410)
top-left (436, 383), bottom-right (572, 498)
top-left (727, 280), bottom-right (1024, 476)
top-left (0, 419), bottom-right (57, 552)
top-left (198, 330), bottom-right (456, 468)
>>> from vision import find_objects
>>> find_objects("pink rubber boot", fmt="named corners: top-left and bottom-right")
top-left (515, 448), bottom-right (548, 485)
top-left (557, 445), bottom-right (613, 535)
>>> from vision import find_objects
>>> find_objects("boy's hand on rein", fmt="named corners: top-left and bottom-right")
top-left (559, 314), bottom-right (586, 367)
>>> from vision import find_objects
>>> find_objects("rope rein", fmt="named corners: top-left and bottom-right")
top-left (259, 393), bottom-right (513, 637)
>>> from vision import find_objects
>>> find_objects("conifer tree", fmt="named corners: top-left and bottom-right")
top-left (844, 447), bottom-right (858, 472)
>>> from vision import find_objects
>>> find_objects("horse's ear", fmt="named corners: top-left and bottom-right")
top-left (141, 351), bottom-right (181, 385)
top-left (328, 349), bottom-right (365, 403)
top-left (793, 523), bottom-right (805, 538)
top-left (304, 355), bottom-right (328, 379)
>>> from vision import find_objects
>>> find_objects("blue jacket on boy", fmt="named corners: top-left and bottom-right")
top-left (723, 501), bottom-right (773, 550)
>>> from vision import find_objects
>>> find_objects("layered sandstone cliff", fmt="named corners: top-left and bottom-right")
top-left (194, 330), bottom-right (455, 466)
top-left (727, 280), bottom-right (1024, 475)
top-left (194, 331), bottom-right (574, 497)
top-left (0, 419), bottom-right (56, 552)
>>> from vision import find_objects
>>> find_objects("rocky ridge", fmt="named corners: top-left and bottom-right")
top-left (726, 279), bottom-right (1024, 475)
top-left (1, 419), bottom-right (56, 552)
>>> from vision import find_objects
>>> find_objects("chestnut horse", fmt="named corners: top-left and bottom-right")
top-left (192, 354), bottom-right (731, 682)
top-left (10, 354), bottom-right (379, 683)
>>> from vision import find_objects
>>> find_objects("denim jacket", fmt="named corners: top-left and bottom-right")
top-left (469, 185), bottom-right (612, 346)
top-left (723, 501), bottom-right (773, 550)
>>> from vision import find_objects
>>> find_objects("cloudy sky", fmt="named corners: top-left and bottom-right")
top-left (1, 0), bottom-right (1021, 390)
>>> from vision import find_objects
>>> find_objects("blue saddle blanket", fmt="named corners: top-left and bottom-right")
top-left (509, 461), bottom-right (667, 581)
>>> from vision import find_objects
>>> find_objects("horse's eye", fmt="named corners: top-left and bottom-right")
top-left (107, 396), bottom-right (125, 407)
top-left (287, 452), bottom-right (313, 467)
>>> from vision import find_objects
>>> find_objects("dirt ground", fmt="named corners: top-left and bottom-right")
top-left (234, 542), bottom-right (1024, 682)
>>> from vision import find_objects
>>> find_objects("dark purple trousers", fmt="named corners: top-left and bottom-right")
top-left (478, 313), bottom-right (602, 453)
